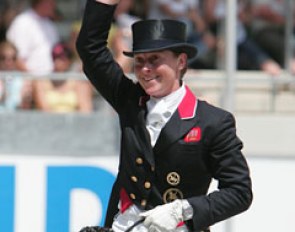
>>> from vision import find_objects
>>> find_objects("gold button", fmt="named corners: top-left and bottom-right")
top-left (131, 176), bottom-right (138, 182)
top-left (136, 158), bottom-right (143, 165)
top-left (144, 181), bottom-right (151, 189)
top-left (130, 193), bottom-right (136, 200)
top-left (141, 199), bottom-right (147, 207)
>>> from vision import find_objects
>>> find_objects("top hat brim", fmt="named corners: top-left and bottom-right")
top-left (123, 43), bottom-right (198, 59)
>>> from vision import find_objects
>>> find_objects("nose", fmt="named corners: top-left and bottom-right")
top-left (141, 62), bottom-right (153, 74)
top-left (142, 66), bottom-right (150, 73)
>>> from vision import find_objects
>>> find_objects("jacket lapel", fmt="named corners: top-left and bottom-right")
top-left (153, 86), bottom-right (199, 154)
top-left (134, 95), bottom-right (155, 166)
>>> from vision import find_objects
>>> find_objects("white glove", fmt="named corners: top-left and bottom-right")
top-left (139, 200), bottom-right (184, 232)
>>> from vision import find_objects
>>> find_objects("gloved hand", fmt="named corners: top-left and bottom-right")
top-left (139, 200), bottom-right (184, 232)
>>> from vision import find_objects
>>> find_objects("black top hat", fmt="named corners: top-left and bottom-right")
top-left (123, 19), bottom-right (198, 59)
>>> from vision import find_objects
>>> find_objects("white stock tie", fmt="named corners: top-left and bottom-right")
top-left (146, 99), bottom-right (171, 147)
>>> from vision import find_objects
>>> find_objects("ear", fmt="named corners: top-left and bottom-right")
top-left (177, 53), bottom-right (187, 71)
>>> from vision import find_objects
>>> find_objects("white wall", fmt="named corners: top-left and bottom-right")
top-left (211, 157), bottom-right (295, 232)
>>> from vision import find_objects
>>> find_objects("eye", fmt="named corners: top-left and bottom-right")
top-left (148, 55), bottom-right (160, 65)
top-left (134, 57), bottom-right (144, 67)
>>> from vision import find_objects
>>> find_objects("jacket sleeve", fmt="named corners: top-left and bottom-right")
top-left (76, 0), bottom-right (134, 112)
top-left (187, 111), bottom-right (253, 231)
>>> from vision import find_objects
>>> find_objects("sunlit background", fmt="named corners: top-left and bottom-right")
top-left (0, 0), bottom-right (295, 231)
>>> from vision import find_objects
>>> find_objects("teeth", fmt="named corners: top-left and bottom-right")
top-left (144, 77), bottom-right (157, 81)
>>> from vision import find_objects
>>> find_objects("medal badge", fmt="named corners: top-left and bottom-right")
top-left (163, 172), bottom-right (183, 203)
top-left (163, 188), bottom-right (184, 203)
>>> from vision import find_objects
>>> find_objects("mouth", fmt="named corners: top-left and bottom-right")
top-left (142, 76), bottom-right (159, 82)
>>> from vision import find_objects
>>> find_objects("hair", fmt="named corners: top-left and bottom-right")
top-left (0, 40), bottom-right (17, 57)
top-left (52, 42), bottom-right (73, 60)
top-left (171, 49), bottom-right (188, 79)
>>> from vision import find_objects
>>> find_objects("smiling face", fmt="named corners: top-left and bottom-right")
top-left (134, 50), bottom-right (187, 98)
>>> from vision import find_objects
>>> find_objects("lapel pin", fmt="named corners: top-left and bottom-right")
top-left (184, 127), bottom-right (201, 142)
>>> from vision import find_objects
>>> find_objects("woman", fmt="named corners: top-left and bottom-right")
top-left (77, 0), bottom-right (252, 231)
top-left (34, 42), bottom-right (93, 113)
top-left (0, 40), bottom-right (32, 110)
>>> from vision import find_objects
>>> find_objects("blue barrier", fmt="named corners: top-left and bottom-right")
top-left (0, 165), bottom-right (116, 232)
top-left (0, 166), bottom-right (15, 232)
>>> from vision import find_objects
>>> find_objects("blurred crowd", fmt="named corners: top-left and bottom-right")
top-left (0, 0), bottom-right (294, 112)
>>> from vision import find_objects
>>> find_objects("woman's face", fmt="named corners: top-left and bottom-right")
top-left (134, 50), bottom-right (187, 98)
top-left (53, 56), bottom-right (71, 72)
top-left (0, 47), bottom-right (17, 71)
top-left (37, 0), bottom-right (57, 19)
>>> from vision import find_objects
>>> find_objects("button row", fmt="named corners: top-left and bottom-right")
top-left (136, 156), bottom-right (155, 172)
top-left (130, 176), bottom-right (151, 189)
top-left (128, 194), bottom-right (147, 207)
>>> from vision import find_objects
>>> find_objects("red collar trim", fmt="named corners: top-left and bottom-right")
top-left (178, 86), bottom-right (197, 120)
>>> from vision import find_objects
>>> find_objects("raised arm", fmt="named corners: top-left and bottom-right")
top-left (76, 0), bottom-right (134, 111)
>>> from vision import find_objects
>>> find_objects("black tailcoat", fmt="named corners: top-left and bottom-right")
top-left (76, 1), bottom-right (253, 231)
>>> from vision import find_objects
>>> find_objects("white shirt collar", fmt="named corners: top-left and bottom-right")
top-left (146, 84), bottom-right (186, 147)
top-left (147, 83), bottom-right (186, 114)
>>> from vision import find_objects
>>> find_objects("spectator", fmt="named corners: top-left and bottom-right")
top-left (250, 0), bottom-right (295, 73)
top-left (0, 40), bottom-right (33, 110)
top-left (112, 0), bottom-right (141, 73)
top-left (0, 1), bottom-right (9, 39)
top-left (0, 5), bottom-right (19, 42)
top-left (147, 0), bottom-right (217, 69)
top-left (203, 0), bottom-right (282, 76)
top-left (33, 42), bottom-right (93, 113)
top-left (67, 21), bottom-right (83, 72)
top-left (6, 0), bottom-right (60, 73)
